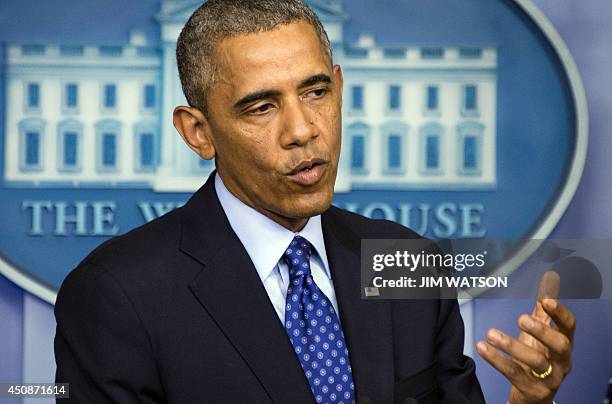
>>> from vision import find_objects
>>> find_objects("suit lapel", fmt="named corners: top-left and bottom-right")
top-left (180, 173), bottom-right (314, 403)
top-left (322, 209), bottom-right (394, 403)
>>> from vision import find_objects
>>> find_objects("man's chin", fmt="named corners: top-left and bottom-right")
top-left (287, 195), bottom-right (334, 219)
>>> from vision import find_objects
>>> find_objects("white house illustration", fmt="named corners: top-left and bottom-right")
top-left (2, 0), bottom-right (497, 192)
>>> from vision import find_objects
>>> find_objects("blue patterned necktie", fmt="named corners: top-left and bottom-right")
top-left (283, 235), bottom-right (355, 404)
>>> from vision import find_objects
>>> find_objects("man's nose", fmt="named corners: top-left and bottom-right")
top-left (280, 99), bottom-right (318, 148)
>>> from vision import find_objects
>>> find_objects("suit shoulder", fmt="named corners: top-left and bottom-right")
top-left (56, 204), bottom-right (201, 326)
top-left (66, 206), bottom-right (184, 283)
top-left (326, 205), bottom-right (422, 239)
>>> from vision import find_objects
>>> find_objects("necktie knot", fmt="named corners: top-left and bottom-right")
top-left (283, 235), bottom-right (312, 279)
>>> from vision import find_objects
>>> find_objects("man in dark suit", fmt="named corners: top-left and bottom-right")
top-left (54, 1), bottom-right (575, 403)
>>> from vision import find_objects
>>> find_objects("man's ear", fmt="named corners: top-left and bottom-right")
top-left (173, 106), bottom-right (216, 160)
top-left (333, 64), bottom-right (344, 100)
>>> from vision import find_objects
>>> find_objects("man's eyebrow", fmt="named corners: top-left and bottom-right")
top-left (233, 90), bottom-right (281, 110)
top-left (299, 74), bottom-right (332, 88)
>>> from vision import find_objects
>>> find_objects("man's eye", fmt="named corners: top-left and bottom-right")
top-left (305, 88), bottom-right (328, 98)
top-left (249, 103), bottom-right (274, 115)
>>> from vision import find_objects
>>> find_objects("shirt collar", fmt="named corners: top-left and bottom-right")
top-left (214, 173), bottom-right (331, 283)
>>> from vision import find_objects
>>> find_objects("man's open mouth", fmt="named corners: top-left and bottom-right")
top-left (287, 159), bottom-right (327, 186)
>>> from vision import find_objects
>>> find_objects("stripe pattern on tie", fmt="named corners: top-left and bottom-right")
top-left (283, 235), bottom-right (355, 403)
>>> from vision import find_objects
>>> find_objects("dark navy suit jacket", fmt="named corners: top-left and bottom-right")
top-left (54, 173), bottom-right (485, 403)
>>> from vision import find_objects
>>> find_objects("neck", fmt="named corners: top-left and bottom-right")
top-left (259, 210), bottom-right (308, 233)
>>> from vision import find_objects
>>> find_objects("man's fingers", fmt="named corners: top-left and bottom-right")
top-left (537, 271), bottom-right (560, 301)
top-left (517, 314), bottom-right (573, 362)
top-left (476, 341), bottom-right (550, 398)
top-left (542, 299), bottom-right (576, 341)
top-left (531, 271), bottom-right (560, 323)
top-left (530, 300), bottom-right (551, 325)
top-left (485, 328), bottom-right (550, 373)
top-left (477, 341), bottom-right (529, 386)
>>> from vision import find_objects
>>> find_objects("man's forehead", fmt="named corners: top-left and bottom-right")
top-left (213, 22), bottom-right (331, 92)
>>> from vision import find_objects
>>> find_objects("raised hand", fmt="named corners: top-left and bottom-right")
top-left (476, 272), bottom-right (575, 404)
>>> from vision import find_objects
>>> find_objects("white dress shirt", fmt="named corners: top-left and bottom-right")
top-left (214, 173), bottom-right (340, 323)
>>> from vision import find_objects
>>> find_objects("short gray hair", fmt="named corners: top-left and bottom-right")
top-left (176, 0), bottom-right (332, 116)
